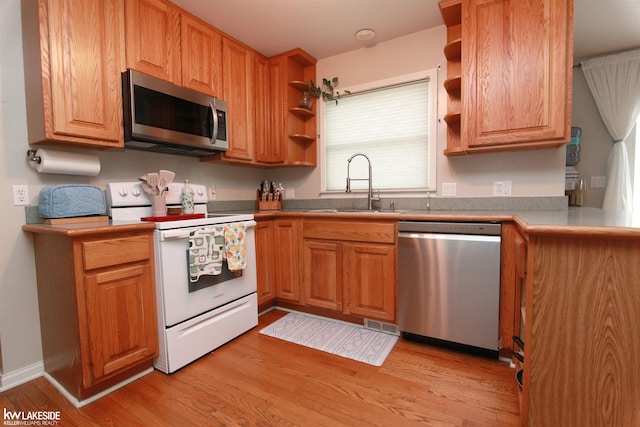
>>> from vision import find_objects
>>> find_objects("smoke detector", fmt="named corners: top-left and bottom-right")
top-left (355, 29), bottom-right (376, 47)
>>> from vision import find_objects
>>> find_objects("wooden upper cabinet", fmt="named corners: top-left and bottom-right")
top-left (220, 37), bottom-right (255, 161)
top-left (124, 0), bottom-right (181, 85)
top-left (21, 0), bottom-right (124, 148)
top-left (442, 0), bottom-right (573, 155)
top-left (255, 54), bottom-right (284, 164)
top-left (180, 13), bottom-right (222, 96)
top-left (125, 0), bottom-right (222, 96)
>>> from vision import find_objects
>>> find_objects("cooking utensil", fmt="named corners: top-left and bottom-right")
top-left (159, 169), bottom-right (175, 184)
top-left (158, 177), bottom-right (167, 195)
top-left (146, 173), bottom-right (159, 195)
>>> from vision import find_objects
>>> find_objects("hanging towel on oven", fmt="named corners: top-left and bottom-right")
top-left (224, 222), bottom-right (247, 271)
top-left (188, 226), bottom-right (225, 282)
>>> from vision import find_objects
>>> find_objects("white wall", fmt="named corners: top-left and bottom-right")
top-left (271, 26), bottom-right (567, 199)
top-left (571, 68), bottom-right (611, 208)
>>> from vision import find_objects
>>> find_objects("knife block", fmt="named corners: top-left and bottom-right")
top-left (256, 191), bottom-right (282, 211)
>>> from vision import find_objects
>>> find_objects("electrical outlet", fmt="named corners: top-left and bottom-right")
top-left (208, 184), bottom-right (216, 200)
top-left (12, 185), bottom-right (30, 206)
top-left (442, 182), bottom-right (456, 196)
top-left (493, 181), bottom-right (512, 197)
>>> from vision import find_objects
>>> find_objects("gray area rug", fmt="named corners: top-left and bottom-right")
top-left (259, 312), bottom-right (398, 366)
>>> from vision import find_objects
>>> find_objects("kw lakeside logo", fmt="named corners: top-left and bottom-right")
top-left (3, 408), bottom-right (60, 426)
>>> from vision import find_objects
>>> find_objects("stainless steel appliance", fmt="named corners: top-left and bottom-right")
top-left (122, 70), bottom-right (228, 156)
top-left (398, 221), bottom-right (502, 357)
top-left (107, 181), bottom-right (257, 373)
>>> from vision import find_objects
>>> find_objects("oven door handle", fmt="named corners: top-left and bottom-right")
top-left (158, 229), bottom-right (193, 241)
top-left (158, 220), bottom-right (256, 241)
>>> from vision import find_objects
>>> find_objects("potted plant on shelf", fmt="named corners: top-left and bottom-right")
top-left (308, 77), bottom-right (351, 105)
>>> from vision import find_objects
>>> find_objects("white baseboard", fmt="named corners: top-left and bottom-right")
top-left (44, 367), bottom-right (154, 408)
top-left (0, 362), bottom-right (44, 392)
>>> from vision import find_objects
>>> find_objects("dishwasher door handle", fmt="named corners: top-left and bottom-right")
top-left (398, 232), bottom-right (501, 244)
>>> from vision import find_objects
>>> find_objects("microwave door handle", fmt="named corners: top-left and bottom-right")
top-left (209, 102), bottom-right (219, 143)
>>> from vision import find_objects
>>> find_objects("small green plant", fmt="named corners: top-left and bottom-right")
top-left (308, 77), bottom-right (351, 105)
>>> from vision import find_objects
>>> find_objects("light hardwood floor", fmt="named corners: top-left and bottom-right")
top-left (1, 309), bottom-right (520, 426)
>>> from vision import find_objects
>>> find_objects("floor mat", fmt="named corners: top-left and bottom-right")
top-left (259, 312), bottom-right (398, 366)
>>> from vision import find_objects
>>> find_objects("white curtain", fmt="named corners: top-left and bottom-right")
top-left (581, 49), bottom-right (640, 211)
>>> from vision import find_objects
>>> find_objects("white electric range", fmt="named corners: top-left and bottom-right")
top-left (106, 181), bottom-right (257, 373)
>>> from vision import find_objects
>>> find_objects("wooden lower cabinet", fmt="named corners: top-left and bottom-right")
top-left (499, 222), bottom-right (528, 358)
top-left (24, 224), bottom-right (158, 402)
top-left (273, 219), bottom-right (302, 302)
top-left (516, 229), bottom-right (639, 426)
top-left (303, 240), bottom-right (344, 311)
top-left (302, 220), bottom-right (397, 323)
top-left (255, 219), bottom-right (276, 308)
top-left (346, 243), bottom-right (396, 321)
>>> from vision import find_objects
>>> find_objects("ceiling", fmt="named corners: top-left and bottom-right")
top-left (171, 0), bottom-right (640, 62)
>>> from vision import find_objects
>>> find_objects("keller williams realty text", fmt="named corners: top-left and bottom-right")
top-left (3, 408), bottom-right (60, 426)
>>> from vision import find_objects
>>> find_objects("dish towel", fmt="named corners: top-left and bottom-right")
top-left (188, 226), bottom-right (225, 282)
top-left (224, 222), bottom-right (247, 271)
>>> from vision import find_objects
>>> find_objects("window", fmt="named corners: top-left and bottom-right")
top-left (322, 70), bottom-right (437, 194)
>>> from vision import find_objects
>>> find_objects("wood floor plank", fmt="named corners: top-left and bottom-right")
top-left (0, 309), bottom-right (520, 426)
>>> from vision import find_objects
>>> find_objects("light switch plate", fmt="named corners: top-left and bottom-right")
top-left (493, 181), bottom-right (512, 197)
top-left (591, 176), bottom-right (606, 188)
top-left (442, 182), bottom-right (456, 196)
top-left (285, 188), bottom-right (295, 199)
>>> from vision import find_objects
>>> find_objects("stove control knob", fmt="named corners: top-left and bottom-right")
top-left (196, 188), bottom-right (205, 197)
top-left (118, 187), bottom-right (128, 197)
top-left (132, 187), bottom-right (141, 197)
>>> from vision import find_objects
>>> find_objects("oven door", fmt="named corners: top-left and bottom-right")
top-left (154, 220), bottom-right (256, 327)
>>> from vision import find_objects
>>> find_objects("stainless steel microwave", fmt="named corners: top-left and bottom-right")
top-left (122, 69), bottom-right (228, 156)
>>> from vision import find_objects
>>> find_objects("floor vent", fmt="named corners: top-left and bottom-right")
top-left (364, 319), bottom-right (399, 336)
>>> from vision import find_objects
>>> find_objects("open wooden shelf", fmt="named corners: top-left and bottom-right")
top-left (444, 76), bottom-right (462, 94)
top-left (289, 107), bottom-right (314, 120)
top-left (289, 80), bottom-right (310, 91)
top-left (444, 38), bottom-right (462, 60)
top-left (289, 134), bottom-right (315, 144)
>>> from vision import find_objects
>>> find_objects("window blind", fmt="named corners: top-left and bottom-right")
top-left (324, 78), bottom-right (431, 192)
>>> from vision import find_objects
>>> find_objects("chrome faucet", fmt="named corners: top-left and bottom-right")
top-left (346, 152), bottom-right (378, 210)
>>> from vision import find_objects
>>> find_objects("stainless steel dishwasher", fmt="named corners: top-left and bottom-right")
top-left (398, 221), bottom-right (502, 358)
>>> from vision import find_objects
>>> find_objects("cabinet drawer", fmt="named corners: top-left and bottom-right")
top-left (82, 235), bottom-right (152, 270)
top-left (303, 221), bottom-right (395, 244)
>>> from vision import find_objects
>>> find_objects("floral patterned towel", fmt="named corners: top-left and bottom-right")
top-left (224, 223), bottom-right (247, 271)
top-left (188, 226), bottom-right (224, 282)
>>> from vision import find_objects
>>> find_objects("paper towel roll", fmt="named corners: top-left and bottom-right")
top-left (34, 149), bottom-right (101, 176)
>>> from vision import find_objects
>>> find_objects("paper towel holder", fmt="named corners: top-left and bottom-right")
top-left (27, 149), bottom-right (42, 164)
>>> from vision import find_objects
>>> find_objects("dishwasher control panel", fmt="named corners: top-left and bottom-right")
top-left (398, 221), bottom-right (501, 236)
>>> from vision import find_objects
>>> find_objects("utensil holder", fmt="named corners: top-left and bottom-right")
top-left (256, 191), bottom-right (282, 211)
top-left (152, 195), bottom-right (167, 217)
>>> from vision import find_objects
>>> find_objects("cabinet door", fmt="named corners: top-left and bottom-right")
top-left (124, 0), bottom-right (181, 84)
top-left (221, 37), bottom-right (255, 161)
top-left (255, 220), bottom-right (276, 306)
top-left (303, 240), bottom-right (343, 311)
top-left (82, 262), bottom-right (158, 387)
top-left (255, 54), bottom-right (283, 164)
top-left (462, 0), bottom-right (572, 150)
top-left (266, 57), bottom-right (286, 163)
top-left (346, 243), bottom-right (396, 322)
top-left (273, 219), bottom-right (301, 302)
top-left (180, 13), bottom-right (222, 96)
top-left (39, 0), bottom-right (124, 146)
